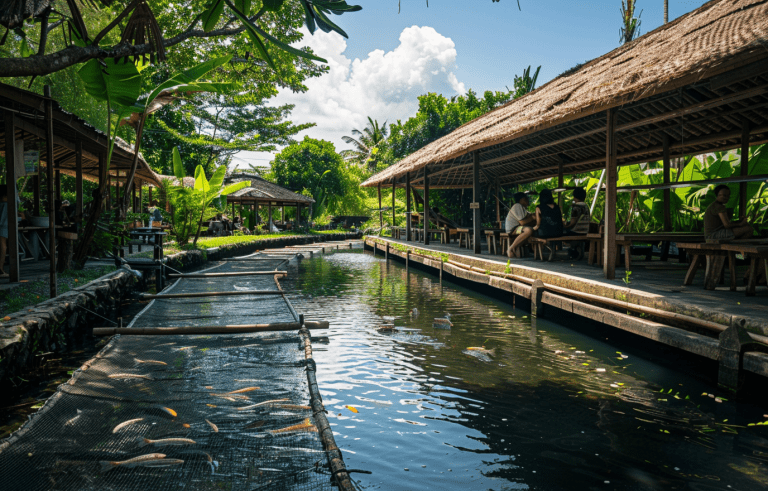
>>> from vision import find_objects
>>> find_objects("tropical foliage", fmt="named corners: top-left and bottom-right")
top-left (166, 147), bottom-right (249, 245)
top-left (620, 0), bottom-right (642, 44)
top-left (341, 118), bottom-right (389, 173)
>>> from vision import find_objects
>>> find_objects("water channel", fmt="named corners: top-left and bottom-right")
top-left (284, 249), bottom-right (768, 490)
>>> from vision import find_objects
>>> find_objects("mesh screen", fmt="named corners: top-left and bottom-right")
top-left (0, 255), bottom-right (344, 491)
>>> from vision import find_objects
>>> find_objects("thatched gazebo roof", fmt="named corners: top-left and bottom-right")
top-left (362, 0), bottom-right (768, 189)
top-left (225, 173), bottom-right (315, 206)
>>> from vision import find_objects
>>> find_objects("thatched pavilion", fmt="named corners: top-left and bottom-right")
top-left (361, 0), bottom-right (768, 279)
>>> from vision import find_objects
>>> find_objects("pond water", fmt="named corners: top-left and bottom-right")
top-left (284, 249), bottom-right (768, 490)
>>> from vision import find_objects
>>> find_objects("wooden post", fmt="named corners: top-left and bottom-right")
top-left (75, 141), bottom-right (83, 221)
top-left (281, 205), bottom-right (285, 223)
top-left (3, 111), bottom-right (20, 283)
top-left (739, 119), bottom-right (750, 217)
top-left (662, 135), bottom-right (672, 231)
top-left (377, 183), bottom-right (383, 231)
top-left (557, 160), bottom-right (564, 209)
top-left (392, 182), bottom-right (396, 233)
top-left (98, 153), bottom-right (105, 211)
top-left (268, 202), bottom-right (272, 230)
top-left (472, 151), bottom-right (481, 254)
top-left (33, 169), bottom-right (40, 216)
top-left (496, 182), bottom-right (501, 225)
top-left (138, 182), bottom-right (143, 214)
top-left (148, 185), bottom-right (152, 207)
top-left (44, 86), bottom-right (57, 295)
top-left (604, 108), bottom-right (618, 280)
top-left (405, 172), bottom-right (412, 241)
top-left (423, 166), bottom-right (430, 246)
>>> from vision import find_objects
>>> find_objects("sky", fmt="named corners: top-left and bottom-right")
top-left (235, 0), bottom-right (710, 170)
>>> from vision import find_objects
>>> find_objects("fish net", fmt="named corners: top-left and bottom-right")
top-left (0, 254), bottom-right (351, 491)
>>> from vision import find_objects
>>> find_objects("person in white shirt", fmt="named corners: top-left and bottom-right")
top-left (505, 192), bottom-right (536, 258)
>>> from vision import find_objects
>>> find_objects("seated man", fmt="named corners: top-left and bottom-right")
top-left (704, 185), bottom-right (753, 241)
top-left (505, 192), bottom-right (536, 258)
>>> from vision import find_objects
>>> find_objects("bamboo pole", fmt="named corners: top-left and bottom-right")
top-left (224, 256), bottom-right (296, 261)
top-left (472, 151), bottom-right (481, 253)
top-left (168, 271), bottom-right (287, 278)
top-left (406, 172), bottom-right (412, 241)
top-left (423, 166), bottom-right (430, 245)
top-left (140, 290), bottom-right (285, 299)
top-left (92, 321), bottom-right (331, 336)
top-left (604, 108), bottom-right (618, 280)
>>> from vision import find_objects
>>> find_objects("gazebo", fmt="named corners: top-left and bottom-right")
top-left (1, 82), bottom-right (161, 291)
top-left (225, 173), bottom-right (315, 230)
top-left (361, 0), bottom-right (768, 279)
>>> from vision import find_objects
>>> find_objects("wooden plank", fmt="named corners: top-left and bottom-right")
top-left (141, 290), bottom-right (285, 299)
top-left (604, 108), bottom-right (617, 279)
top-left (168, 271), bottom-right (288, 278)
top-left (93, 320), bottom-right (330, 336)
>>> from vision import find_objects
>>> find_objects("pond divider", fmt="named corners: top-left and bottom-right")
top-left (367, 237), bottom-right (768, 393)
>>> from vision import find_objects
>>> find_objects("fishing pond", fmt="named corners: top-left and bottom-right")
top-left (284, 249), bottom-right (768, 490)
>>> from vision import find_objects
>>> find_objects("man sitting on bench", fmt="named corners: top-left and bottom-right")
top-left (505, 192), bottom-right (536, 258)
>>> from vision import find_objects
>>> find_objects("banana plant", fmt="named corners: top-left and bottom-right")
top-left (169, 147), bottom-right (250, 245)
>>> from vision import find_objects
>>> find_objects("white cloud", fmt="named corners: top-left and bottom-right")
top-left (237, 25), bottom-right (465, 169)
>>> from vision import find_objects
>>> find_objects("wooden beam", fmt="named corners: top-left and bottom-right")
top-left (662, 135), bottom-right (672, 231)
top-left (604, 108), bottom-right (618, 280)
top-left (423, 166), bottom-right (430, 246)
top-left (12, 117), bottom-right (100, 162)
top-left (92, 321), bottom-right (330, 336)
top-left (44, 86), bottom-right (57, 295)
top-left (740, 118), bottom-right (750, 217)
top-left (3, 111), bottom-right (20, 283)
top-left (473, 151), bottom-right (481, 254)
top-left (377, 183), bottom-right (383, 230)
top-left (405, 172), bottom-right (412, 241)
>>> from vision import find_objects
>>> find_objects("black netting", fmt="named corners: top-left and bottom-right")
top-left (0, 254), bottom-right (346, 491)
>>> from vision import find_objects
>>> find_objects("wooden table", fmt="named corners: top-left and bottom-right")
top-left (128, 228), bottom-right (167, 292)
top-left (587, 233), bottom-right (705, 268)
top-left (678, 239), bottom-right (768, 296)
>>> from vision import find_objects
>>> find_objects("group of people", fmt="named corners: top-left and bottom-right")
top-left (504, 187), bottom-right (591, 258)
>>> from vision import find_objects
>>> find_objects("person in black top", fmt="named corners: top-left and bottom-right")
top-left (533, 188), bottom-right (563, 238)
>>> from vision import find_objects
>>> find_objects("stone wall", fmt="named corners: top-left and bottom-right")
top-left (0, 232), bottom-right (360, 387)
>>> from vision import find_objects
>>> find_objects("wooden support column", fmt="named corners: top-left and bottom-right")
top-left (377, 183), bottom-right (383, 231)
top-left (557, 160), bottom-right (564, 209)
top-left (281, 206), bottom-right (284, 223)
top-left (33, 169), bottom-right (40, 216)
top-left (75, 141), bottom-right (83, 221)
top-left (423, 166), bottom-right (430, 246)
top-left (405, 172), bottom-right (412, 241)
top-left (662, 135), bottom-right (672, 231)
top-left (98, 154), bottom-right (105, 211)
top-left (472, 151), bottom-right (481, 254)
top-left (44, 86), bottom-right (57, 295)
top-left (55, 169), bottom-right (61, 201)
top-left (496, 182), bottom-right (501, 225)
top-left (148, 185), bottom-right (152, 207)
top-left (391, 182), bottom-right (396, 233)
top-left (132, 179), bottom-right (137, 212)
top-left (138, 182), bottom-right (144, 213)
top-left (268, 202), bottom-right (272, 230)
top-left (3, 110), bottom-right (20, 283)
top-left (739, 119), bottom-right (750, 217)
top-left (604, 108), bottom-right (618, 280)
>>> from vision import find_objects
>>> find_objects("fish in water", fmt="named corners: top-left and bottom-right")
top-left (64, 409), bottom-right (83, 426)
top-left (269, 418), bottom-right (317, 434)
top-left (237, 398), bottom-right (290, 411)
top-left (211, 393), bottom-right (250, 400)
top-left (99, 453), bottom-right (183, 472)
top-left (244, 420), bottom-right (265, 430)
top-left (226, 387), bottom-right (259, 394)
top-left (205, 419), bottom-right (219, 432)
top-left (108, 373), bottom-right (152, 380)
top-left (466, 347), bottom-right (495, 356)
top-left (139, 437), bottom-right (196, 447)
top-left (277, 404), bottom-right (312, 411)
top-left (433, 313), bottom-right (452, 329)
top-left (462, 348), bottom-right (494, 363)
top-left (112, 418), bottom-right (144, 434)
top-left (159, 407), bottom-right (178, 418)
top-left (135, 359), bottom-right (167, 366)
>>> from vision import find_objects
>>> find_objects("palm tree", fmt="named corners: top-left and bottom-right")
top-left (341, 117), bottom-right (389, 173)
top-left (664, 0), bottom-right (668, 24)
top-left (620, 0), bottom-right (642, 44)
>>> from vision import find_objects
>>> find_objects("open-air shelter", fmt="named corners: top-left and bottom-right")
top-left (225, 173), bottom-right (315, 230)
top-left (1, 82), bottom-right (161, 290)
top-left (362, 0), bottom-right (768, 280)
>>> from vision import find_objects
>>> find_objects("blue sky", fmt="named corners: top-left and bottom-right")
top-left (237, 0), bottom-right (710, 169)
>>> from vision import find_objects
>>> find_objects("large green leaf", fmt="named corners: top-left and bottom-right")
top-left (207, 165), bottom-right (228, 191)
top-left (78, 58), bottom-right (142, 108)
top-left (220, 181), bottom-right (250, 196)
top-left (618, 164), bottom-right (646, 186)
top-left (203, 0), bottom-right (225, 32)
top-left (194, 165), bottom-right (211, 193)
top-left (144, 56), bottom-right (234, 111)
top-left (172, 147), bottom-right (186, 180)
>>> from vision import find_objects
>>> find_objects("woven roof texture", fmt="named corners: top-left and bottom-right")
top-left (362, 0), bottom-right (768, 187)
top-left (227, 173), bottom-right (315, 204)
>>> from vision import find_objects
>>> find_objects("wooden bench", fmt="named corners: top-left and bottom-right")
top-left (586, 232), bottom-right (704, 269)
top-left (530, 235), bottom-right (591, 262)
top-left (587, 233), bottom-right (633, 268)
top-left (484, 229), bottom-right (502, 255)
top-left (678, 240), bottom-right (768, 296)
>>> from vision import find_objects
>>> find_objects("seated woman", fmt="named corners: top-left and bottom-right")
top-left (533, 188), bottom-right (563, 238)
top-left (703, 185), bottom-right (753, 241)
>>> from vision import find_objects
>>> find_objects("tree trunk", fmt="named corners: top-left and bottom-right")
top-left (119, 114), bottom-right (147, 221)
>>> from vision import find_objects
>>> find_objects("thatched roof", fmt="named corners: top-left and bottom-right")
top-left (0, 82), bottom-right (162, 187)
top-left (225, 173), bottom-right (315, 205)
top-left (362, 0), bottom-right (768, 188)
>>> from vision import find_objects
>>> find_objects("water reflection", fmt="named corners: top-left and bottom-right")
top-left (284, 251), bottom-right (768, 490)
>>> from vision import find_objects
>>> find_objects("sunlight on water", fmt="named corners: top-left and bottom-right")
top-left (284, 250), bottom-right (768, 490)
